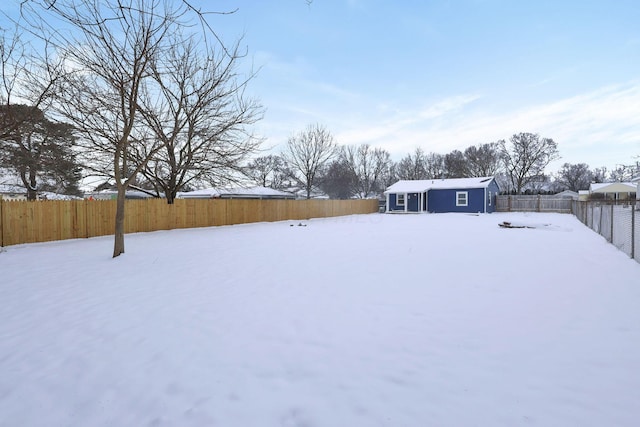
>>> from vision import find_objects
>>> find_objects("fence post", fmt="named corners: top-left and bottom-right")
top-left (631, 201), bottom-right (635, 259)
top-left (0, 197), bottom-right (3, 247)
top-left (84, 199), bottom-right (89, 238)
top-left (610, 203), bottom-right (614, 243)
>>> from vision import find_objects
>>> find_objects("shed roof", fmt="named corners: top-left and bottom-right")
top-left (589, 182), bottom-right (636, 193)
top-left (555, 190), bottom-right (579, 199)
top-left (384, 177), bottom-right (496, 194)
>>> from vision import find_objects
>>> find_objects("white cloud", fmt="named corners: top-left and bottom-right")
top-left (332, 81), bottom-right (640, 169)
top-left (251, 48), bottom-right (639, 171)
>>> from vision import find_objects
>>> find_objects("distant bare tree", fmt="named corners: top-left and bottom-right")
top-left (443, 149), bottom-right (468, 178)
top-left (609, 161), bottom-right (639, 182)
top-left (244, 154), bottom-right (293, 189)
top-left (138, 36), bottom-right (262, 204)
top-left (464, 142), bottom-right (501, 177)
top-left (592, 167), bottom-right (608, 183)
top-left (500, 133), bottom-right (559, 194)
top-left (342, 144), bottom-right (391, 198)
top-left (556, 163), bottom-right (593, 191)
top-left (423, 152), bottom-right (446, 179)
top-left (395, 148), bottom-right (428, 180)
top-left (318, 158), bottom-right (357, 199)
top-left (285, 123), bottom-right (336, 199)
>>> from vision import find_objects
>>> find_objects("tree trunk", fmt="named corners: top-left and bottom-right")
top-left (28, 168), bottom-right (38, 201)
top-left (112, 185), bottom-right (126, 257)
top-left (166, 192), bottom-right (175, 205)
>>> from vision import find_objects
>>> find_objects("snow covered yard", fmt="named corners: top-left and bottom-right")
top-left (1, 212), bottom-right (640, 427)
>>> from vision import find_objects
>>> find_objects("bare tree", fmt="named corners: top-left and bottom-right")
top-left (443, 149), bottom-right (468, 178)
top-left (423, 152), bottom-right (445, 179)
top-left (464, 142), bottom-right (501, 177)
top-left (20, 0), bottom-right (226, 257)
top-left (0, 24), bottom-right (62, 142)
top-left (395, 148), bottom-right (428, 180)
top-left (555, 163), bottom-right (593, 191)
top-left (592, 167), bottom-right (608, 183)
top-left (285, 123), bottom-right (336, 199)
top-left (500, 132), bottom-right (559, 194)
top-left (342, 144), bottom-right (391, 198)
top-left (244, 154), bottom-right (292, 189)
top-left (138, 36), bottom-right (262, 203)
top-left (609, 161), bottom-right (639, 182)
top-left (318, 158), bottom-right (357, 199)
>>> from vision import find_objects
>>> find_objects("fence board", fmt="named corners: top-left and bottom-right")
top-left (0, 198), bottom-right (379, 247)
top-left (496, 195), bottom-right (573, 213)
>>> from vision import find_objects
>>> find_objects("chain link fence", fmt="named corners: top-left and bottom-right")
top-left (573, 200), bottom-right (638, 264)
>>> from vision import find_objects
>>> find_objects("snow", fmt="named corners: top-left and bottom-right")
top-left (385, 176), bottom-right (495, 193)
top-left (589, 182), bottom-right (636, 193)
top-left (179, 186), bottom-right (295, 199)
top-left (1, 212), bottom-right (640, 426)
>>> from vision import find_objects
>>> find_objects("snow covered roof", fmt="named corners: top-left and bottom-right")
top-left (589, 182), bottom-right (636, 193)
top-left (384, 177), bottom-right (496, 194)
top-left (555, 190), bottom-right (579, 199)
top-left (180, 186), bottom-right (295, 199)
top-left (0, 184), bottom-right (25, 194)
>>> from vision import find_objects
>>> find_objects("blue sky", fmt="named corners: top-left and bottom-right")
top-left (3, 0), bottom-right (639, 173)
top-left (210, 0), bottom-right (640, 172)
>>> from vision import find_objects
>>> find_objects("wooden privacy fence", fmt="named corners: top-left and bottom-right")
top-left (496, 195), bottom-right (573, 213)
top-left (0, 198), bottom-right (379, 247)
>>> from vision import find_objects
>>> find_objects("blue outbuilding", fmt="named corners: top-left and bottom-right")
top-left (384, 177), bottom-right (500, 214)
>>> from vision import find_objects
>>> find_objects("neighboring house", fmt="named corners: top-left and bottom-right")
top-left (632, 176), bottom-right (640, 200)
top-left (384, 176), bottom-right (500, 214)
top-left (284, 186), bottom-right (329, 200)
top-left (179, 186), bottom-right (296, 200)
top-left (578, 190), bottom-right (590, 201)
top-left (588, 182), bottom-right (637, 201)
top-left (0, 184), bottom-right (28, 200)
top-left (0, 184), bottom-right (79, 201)
top-left (554, 190), bottom-right (579, 200)
top-left (84, 190), bottom-right (155, 200)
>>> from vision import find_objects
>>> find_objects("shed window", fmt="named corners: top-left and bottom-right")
top-left (488, 191), bottom-right (492, 206)
top-left (396, 194), bottom-right (405, 206)
top-left (456, 191), bottom-right (468, 206)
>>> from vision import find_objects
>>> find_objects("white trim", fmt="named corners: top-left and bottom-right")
top-left (456, 191), bottom-right (468, 207)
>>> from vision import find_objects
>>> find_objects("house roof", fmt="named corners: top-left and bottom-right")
top-left (384, 177), bottom-right (496, 194)
top-left (589, 182), bottom-right (636, 193)
top-left (180, 186), bottom-right (295, 199)
top-left (0, 184), bottom-right (25, 194)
